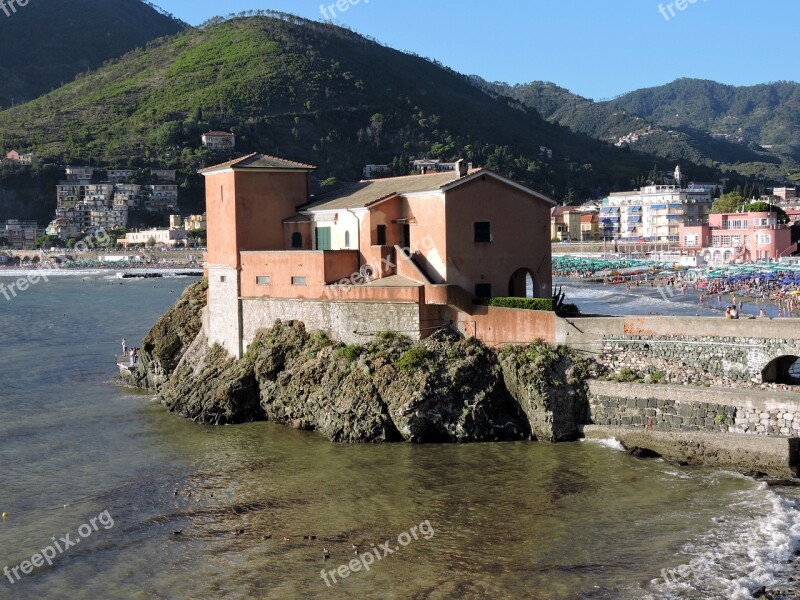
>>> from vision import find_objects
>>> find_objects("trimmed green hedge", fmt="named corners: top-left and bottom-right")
top-left (473, 297), bottom-right (554, 311)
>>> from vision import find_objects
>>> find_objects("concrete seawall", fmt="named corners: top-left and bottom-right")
top-left (586, 381), bottom-right (800, 477)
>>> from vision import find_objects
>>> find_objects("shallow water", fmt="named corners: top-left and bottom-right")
top-left (0, 275), bottom-right (798, 599)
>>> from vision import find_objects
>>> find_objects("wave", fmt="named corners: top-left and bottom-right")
top-left (646, 483), bottom-right (800, 599)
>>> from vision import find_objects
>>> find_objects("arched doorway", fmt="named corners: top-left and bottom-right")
top-left (291, 232), bottom-right (303, 249)
top-left (762, 355), bottom-right (800, 384)
top-left (508, 268), bottom-right (536, 298)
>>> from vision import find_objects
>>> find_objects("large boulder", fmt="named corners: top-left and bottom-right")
top-left (374, 332), bottom-right (529, 443)
top-left (160, 337), bottom-right (261, 425)
top-left (500, 343), bottom-right (591, 442)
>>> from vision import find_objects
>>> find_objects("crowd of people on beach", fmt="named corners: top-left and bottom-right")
top-left (554, 256), bottom-right (800, 318)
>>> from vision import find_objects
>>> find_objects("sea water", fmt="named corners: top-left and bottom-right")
top-left (0, 275), bottom-right (798, 599)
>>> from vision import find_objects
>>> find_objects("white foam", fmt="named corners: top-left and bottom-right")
top-left (649, 484), bottom-right (800, 599)
top-left (583, 437), bottom-right (626, 452)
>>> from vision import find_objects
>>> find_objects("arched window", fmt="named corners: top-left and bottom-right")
top-left (344, 231), bottom-right (351, 248)
top-left (291, 232), bottom-right (303, 249)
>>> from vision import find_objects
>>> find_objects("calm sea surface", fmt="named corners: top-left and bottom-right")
top-left (1, 274), bottom-right (799, 599)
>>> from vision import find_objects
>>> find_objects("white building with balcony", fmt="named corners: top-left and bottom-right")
top-left (600, 185), bottom-right (714, 242)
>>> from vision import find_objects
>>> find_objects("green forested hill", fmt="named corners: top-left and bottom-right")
top-left (0, 0), bottom-right (186, 108)
top-left (480, 78), bottom-right (800, 179)
top-left (0, 12), bottom-right (718, 204)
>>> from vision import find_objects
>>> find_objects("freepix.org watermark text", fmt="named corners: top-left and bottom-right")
top-left (320, 520), bottom-right (434, 586)
top-left (658, 0), bottom-right (709, 22)
top-left (3, 510), bottom-right (115, 586)
top-left (0, 0), bottom-right (29, 18)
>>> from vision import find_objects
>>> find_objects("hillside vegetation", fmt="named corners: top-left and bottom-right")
top-left (0, 13), bottom-right (716, 201)
top-left (0, 0), bottom-right (185, 108)
top-left (479, 78), bottom-right (800, 180)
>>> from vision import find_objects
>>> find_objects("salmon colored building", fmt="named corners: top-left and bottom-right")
top-left (201, 153), bottom-right (556, 357)
top-left (679, 211), bottom-right (797, 264)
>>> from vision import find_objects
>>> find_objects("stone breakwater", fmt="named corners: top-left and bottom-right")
top-left (590, 383), bottom-right (800, 436)
top-left (588, 381), bottom-right (800, 477)
top-left (123, 281), bottom-right (592, 443)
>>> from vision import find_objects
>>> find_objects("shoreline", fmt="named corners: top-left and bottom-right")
top-left (556, 276), bottom-right (795, 319)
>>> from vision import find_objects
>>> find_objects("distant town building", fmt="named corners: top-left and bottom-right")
top-left (151, 169), bottom-right (177, 182)
top-left (106, 169), bottom-right (135, 183)
top-left (409, 159), bottom-right (471, 174)
top-left (363, 164), bottom-right (390, 179)
top-left (120, 226), bottom-right (188, 248)
top-left (680, 211), bottom-right (797, 263)
top-left (550, 207), bottom-right (583, 241)
top-left (45, 217), bottom-right (80, 239)
top-left (114, 184), bottom-right (146, 209)
top-left (687, 182), bottom-right (721, 194)
top-left (184, 214), bottom-right (207, 231)
top-left (580, 214), bottom-right (600, 241)
top-left (202, 131), bottom-right (236, 152)
top-left (0, 220), bottom-right (41, 249)
top-left (600, 183), bottom-right (714, 242)
top-left (774, 187), bottom-right (798, 202)
top-left (5, 150), bottom-right (35, 166)
top-left (146, 184), bottom-right (179, 213)
top-left (52, 176), bottom-right (178, 236)
top-left (65, 166), bottom-right (96, 181)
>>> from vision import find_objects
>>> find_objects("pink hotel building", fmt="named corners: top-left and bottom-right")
top-left (200, 153), bottom-right (558, 357)
top-left (679, 212), bottom-right (797, 264)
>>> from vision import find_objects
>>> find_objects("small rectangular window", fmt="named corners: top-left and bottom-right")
top-left (220, 275), bottom-right (226, 283)
top-left (256, 276), bottom-right (271, 285)
top-left (474, 222), bottom-right (491, 243)
top-left (376, 224), bottom-right (387, 246)
top-left (291, 276), bottom-right (307, 286)
top-left (475, 283), bottom-right (492, 298)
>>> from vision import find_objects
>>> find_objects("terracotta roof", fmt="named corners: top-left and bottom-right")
top-left (301, 171), bottom-right (460, 212)
top-left (581, 214), bottom-right (595, 222)
top-left (200, 153), bottom-right (316, 174)
top-left (302, 168), bottom-right (555, 212)
top-left (204, 131), bottom-right (235, 136)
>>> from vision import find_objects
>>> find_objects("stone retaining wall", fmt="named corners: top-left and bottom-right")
top-left (600, 335), bottom-right (798, 383)
top-left (589, 381), bottom-right (800, 436)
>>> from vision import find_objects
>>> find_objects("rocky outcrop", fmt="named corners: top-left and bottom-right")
top-left (129, 279), bottom-right (208, 390)
top-left (500, 344), bottom-right (591, 442)
top-left (124, 286), bottom-right (592, 443)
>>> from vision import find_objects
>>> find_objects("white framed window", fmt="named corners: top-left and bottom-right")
top-left (757, 234), bottom-right (772, 245)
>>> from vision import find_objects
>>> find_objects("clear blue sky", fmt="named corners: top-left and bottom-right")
top-left (155, 0), bottom-right (798, 100)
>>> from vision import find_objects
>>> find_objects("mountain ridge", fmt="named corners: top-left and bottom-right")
top-left (475, 77), bottom-right (800, 180)
top-left (0, 0), bottom-right (187, 108)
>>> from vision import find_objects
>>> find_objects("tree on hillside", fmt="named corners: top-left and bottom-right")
top-left (36, 235), bottom-right (65, 249)
top-left (711, 192), bottom-right (747, 214)
top-left (746, 201), bottom-right (789, 224)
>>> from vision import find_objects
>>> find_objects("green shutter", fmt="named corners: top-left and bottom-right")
top-left (316, 227), bottom-right (332, 250)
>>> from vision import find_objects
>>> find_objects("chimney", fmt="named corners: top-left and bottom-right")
top-left (456, 159), bottom-right (468, 178)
